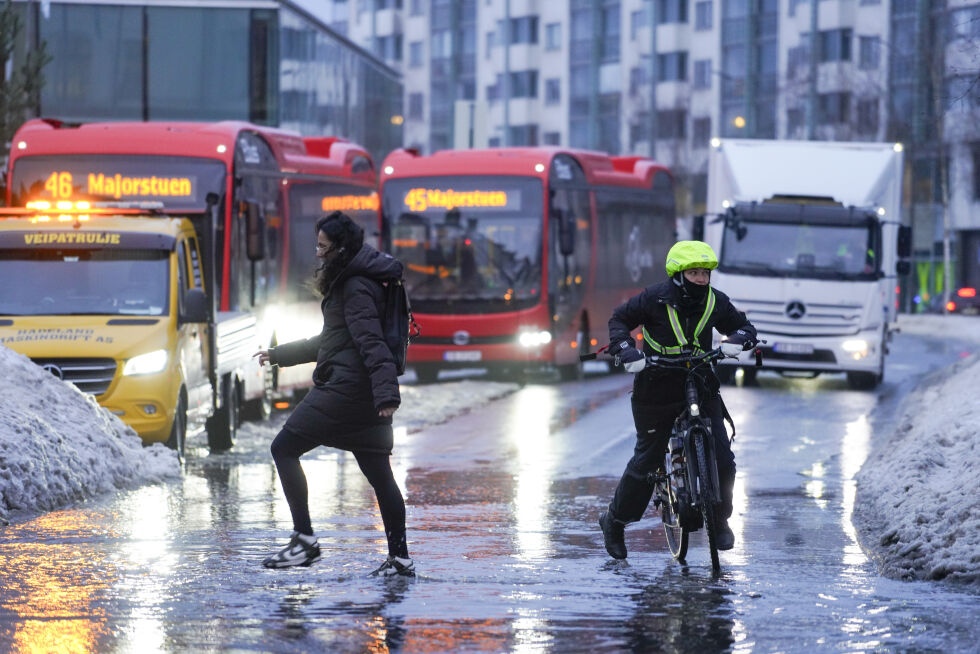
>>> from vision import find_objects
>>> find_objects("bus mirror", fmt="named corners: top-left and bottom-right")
top-left (557, 210), bottom-right (575, 256)
top-left (245, 202), bottom-right (266, 261)
top-left (897, 225), bottom-right (912, 258)
top-left (180, 288), bottom-right (209, 324)
top-left (896, 260), bottom-right (911, 276)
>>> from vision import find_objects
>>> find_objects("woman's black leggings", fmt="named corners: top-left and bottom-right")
top-left (270, 428), bottom-right (408, 558)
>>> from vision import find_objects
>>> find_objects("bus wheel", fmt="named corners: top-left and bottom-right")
top-left (166, 392), bottom-right (187, 463)
top-left (415, 364), bottom-right (440, 384)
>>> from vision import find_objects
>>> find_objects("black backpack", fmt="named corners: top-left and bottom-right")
top-left (381, 278), bottom-right (420, 376)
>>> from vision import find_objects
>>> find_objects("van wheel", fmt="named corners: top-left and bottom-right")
top-left (846, 371), bottom-right (881, 390)
top-left (166, 393), bottom-right (187, 462)
top-left (207, 376), bottom-right (238, 451)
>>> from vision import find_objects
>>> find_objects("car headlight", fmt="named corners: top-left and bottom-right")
top-left (518, 330), bottom-right (552, 347)
top-left (123, 349), bottom-right (169, 376)
top-left (841, 339), bottom-right (869, 360)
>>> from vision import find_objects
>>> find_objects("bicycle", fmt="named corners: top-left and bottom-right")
top-left (583, 342), bottom-right (765, 571)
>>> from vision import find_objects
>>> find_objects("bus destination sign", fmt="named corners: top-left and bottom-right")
top-left (403, 188), bottom-right (515, 212)
top-left (42, 171), bottom-right (195, 201)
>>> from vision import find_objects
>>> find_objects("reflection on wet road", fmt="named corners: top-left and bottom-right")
top-left (1, 331), bottom-right (979, 652)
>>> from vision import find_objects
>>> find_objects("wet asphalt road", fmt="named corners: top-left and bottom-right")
top-left (1, 329), bottom-right (979, 653)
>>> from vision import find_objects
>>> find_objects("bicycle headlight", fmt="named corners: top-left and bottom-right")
top-left (123, 349), bottom-right (168, 376)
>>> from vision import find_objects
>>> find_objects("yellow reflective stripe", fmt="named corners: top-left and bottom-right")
top-left (641, 326), bottom-right (665, 353)
top-left (665, 305), bottom-right (688, 348)
top-left (691, 288), bottom-right (716, 349)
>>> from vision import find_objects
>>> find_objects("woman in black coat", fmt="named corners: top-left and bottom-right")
top-left (256, 211), bottom-right (413, 576)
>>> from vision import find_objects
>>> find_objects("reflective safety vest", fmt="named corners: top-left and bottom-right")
top-left (641, 288), bottom-right (716, 355)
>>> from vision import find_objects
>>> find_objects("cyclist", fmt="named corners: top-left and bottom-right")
top-left (599, 240), bottom-right (757, 559)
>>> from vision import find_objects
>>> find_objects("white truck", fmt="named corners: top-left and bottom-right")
top-left (705, 138), bottom-right (910, 390)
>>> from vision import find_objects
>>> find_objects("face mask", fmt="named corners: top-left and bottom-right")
top-left (679, 273), bottom-right (710, 300)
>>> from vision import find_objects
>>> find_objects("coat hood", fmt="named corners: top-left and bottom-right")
top-left (341, 243), bottom-right (403, 282)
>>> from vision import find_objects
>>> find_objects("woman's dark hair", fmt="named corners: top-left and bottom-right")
top-left (313, 211), bottom-right (364, 296)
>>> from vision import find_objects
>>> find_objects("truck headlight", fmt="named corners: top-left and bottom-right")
top-left (123, 349), bottom-right (169, 376)
top-left (841, 339), bottom-right (869, 360)
top-left (518, 330), bottom-right (552, 347)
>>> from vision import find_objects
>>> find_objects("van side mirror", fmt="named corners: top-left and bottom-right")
top-left (557, 209), bottom-right (575, 256)
top-left (897, 225), bottom-right (912, 258)
top-left (180, 288), bottom-right (209, 324)
top-left (896, 260), bottom-right (911, 276)
top-left (246, 202), bottom-right (266, 261)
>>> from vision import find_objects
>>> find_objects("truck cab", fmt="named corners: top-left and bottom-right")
top-left (0, 203), bottom-right (258, 456)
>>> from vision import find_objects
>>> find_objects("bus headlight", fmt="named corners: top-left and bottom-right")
top-left (518, 330), bottom-right (552, 348)
top-left (841, 339), bottom-right (869, 360)
top-left (123, 349), bottom-right (168, 376)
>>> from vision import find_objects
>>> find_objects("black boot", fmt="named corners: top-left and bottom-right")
top-left (715, 516), bottom-right (735, 550)
top-left (599, 510), bottom-right (628, 559)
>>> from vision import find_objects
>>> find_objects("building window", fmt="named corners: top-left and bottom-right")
top-left (788, 0), bottom-right (809, 16)
top-left (408, 92), bottom-right (423, 120)
top-left (787, 44), bottom-right (809, 79)
top-left (409, 41), bottom-right (423, 68)
top-left (692, 116), bottom-right (711, 147)
top-left (629, 66), bottom-right (648, 94)
top-left (950, 7), bottom-right (980, 40)
top-left (818, 92), bottom-right (850, 124)
top-left (545, 78), bottom-right (561, 104)
top-left (543, 131), bottom-right (561, 145)
top-left (410, 0), bottom-right (423, 16)
top-left (485, 31), bottom-right (494, 59)
top-left (374, 34), bottom-right (403, 62)
top-left (507, 16), bottom-right (539, 44)
top-left (631, 9), bottom-right (647, 39)
top-left (658, 51), bottom-right (688, 82)
top-left (601, 4), bottom-right (621, 62)
top-left (545, 22), bottom-right (561, 50)
top-left (510, 70), bottom-right (538, 98)
top-left (787, 107), bottom-right (803, 135)
top-left (509, 124), bottom-right (538, 145)
top-left (629, 118), bottom-right (648, 149)
top-left (858, 36), bottom-right (879, 70)
top-left (693, 59), bottom-right (711, 89)
top-left (945, 75), bottom-right (980, 112)
top-left (486, 74), bottom-right (501, 101)
top-left (694, 1), bottom-right (712, 31)
top-left (658, 0), bottom-right (688, 24)
top-left (856, 98), bottom-right (878, 134)
top-left (657, 109), bottom-right (686, 138)
top-left (819, 29), bottom-right (851, 63)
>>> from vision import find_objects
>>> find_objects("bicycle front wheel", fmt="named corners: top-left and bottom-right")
top-left (660, 491), bottom-right (688, 562)
top-left (694, 429), bottom-right (721, 572)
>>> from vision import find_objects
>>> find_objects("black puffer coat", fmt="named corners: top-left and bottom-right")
top-left (269, 244), bottom-right (402, 454)
top-left (609, 278), bottom-right (757, 406)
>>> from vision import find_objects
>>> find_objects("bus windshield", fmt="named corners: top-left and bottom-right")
top-left (382, 176), bottom-right (544, 313)
top-left (720, 215), bottom-right (880, 280)
top-left (0, 249), bottom-right (170, 316)
top-left (10, 155), bottom-right (227, 211)
top-left (287, 181), bottom-right (380, 301)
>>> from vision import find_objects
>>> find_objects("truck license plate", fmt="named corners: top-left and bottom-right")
top-left (444, 350), bottom-right (482, 362)
top-left (773, 342), bottom-right (814, 355)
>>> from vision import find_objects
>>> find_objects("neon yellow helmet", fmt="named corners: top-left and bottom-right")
top-left (665, 240), bottom-right (718, 275)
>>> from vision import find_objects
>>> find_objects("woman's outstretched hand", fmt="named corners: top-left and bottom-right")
top-left (254, 349), bottom-right (271, 366)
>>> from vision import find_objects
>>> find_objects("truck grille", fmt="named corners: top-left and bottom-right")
top-left (32, 358), bottom-right (117, 396)
top-left (732, 298), bottom-right (864, 337)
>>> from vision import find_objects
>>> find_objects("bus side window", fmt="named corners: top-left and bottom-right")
top-left (177, 240), bottom-right (190, 314)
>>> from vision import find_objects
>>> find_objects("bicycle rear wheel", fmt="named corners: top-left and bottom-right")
top-left (660, 491), bottom-right (688, 562)
top-left (694, 429), bottom-right (721, 571)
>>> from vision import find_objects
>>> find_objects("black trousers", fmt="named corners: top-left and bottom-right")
top-left (609, 394), bottom-right (736, 523)
top-left (270, 427), bottom-right (409, 558)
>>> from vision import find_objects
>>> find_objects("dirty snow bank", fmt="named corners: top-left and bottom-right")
top-left (0, 345), bottom-right (180, 524)
top-left (855, 318), bottom-right (980, 585)
top-left (395, 379), bottom-right (519, 432)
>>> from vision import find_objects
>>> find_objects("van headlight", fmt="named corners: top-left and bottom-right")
top-left (841, 339), bottom-right (869, 360)
top-left (123, 349), bottom-right (169, 376)
top-left (518, 330), bottom-right (552, 348)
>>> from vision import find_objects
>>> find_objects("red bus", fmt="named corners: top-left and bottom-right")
top-left (379, 147), bottom-right (676, 382)
top-left (7, 119), bottom-right (380, 407)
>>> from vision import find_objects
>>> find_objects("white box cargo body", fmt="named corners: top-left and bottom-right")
top-left (705, 139), bottom-right (907, 390)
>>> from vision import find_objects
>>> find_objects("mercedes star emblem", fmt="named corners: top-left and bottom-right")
top-left (785, 301), bottom-right (806, 320)
top-left (42, 363), bottom-right (65, 380)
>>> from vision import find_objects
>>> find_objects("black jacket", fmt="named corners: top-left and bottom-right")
top-left (270, 244), bottom-right (402, 412)
top-left (609, 278), bottom-right (756, 405)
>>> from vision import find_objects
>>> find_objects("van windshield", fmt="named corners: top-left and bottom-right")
top-left (0, 249), bottom-right (170, 316)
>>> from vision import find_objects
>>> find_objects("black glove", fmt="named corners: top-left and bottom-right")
top-left (611, 340), bottom-right (644, 364)
top-left (726, 329), bottom-right (757, 351)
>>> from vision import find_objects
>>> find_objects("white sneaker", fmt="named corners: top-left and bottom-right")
top-left (369, 555), bottom-right (415, 577)
top-left (263, 532), bottom-right (321, 569)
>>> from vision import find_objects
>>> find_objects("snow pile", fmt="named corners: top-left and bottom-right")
top-left (855, 350), bottom-right (980, 585)
top-left (0, 345), bottom-right (179, 524)
top-left (396, 379), bottom-right (519, 431)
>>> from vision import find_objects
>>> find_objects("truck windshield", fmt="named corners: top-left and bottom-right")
top-left (381, 176), bottom-right (544, 313)
top-left (9, 155), bottom-right (227, 211)
top-left (720, 218), bottom-right (880, 280)
top-left (0, 250), bottom-right (169, 316)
